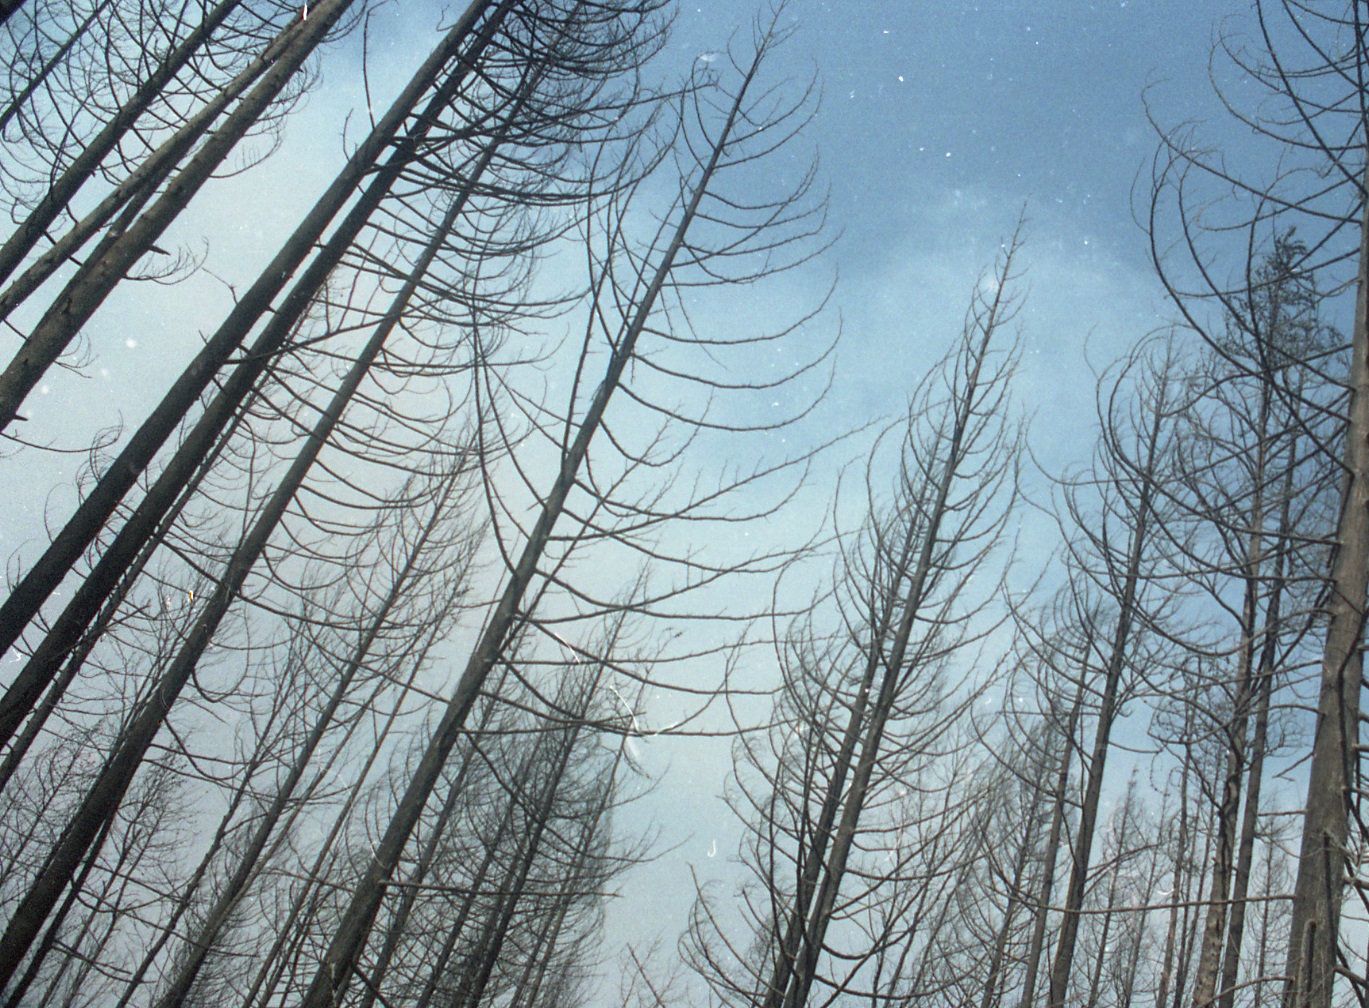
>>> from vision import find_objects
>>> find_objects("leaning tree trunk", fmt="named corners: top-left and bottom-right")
top-left (356, 671), bottom-right (512, 1008)
top-left (1218, 444), bottom-right (1297, 1008)
top-left (0, 140), bottom-right (496, 983)
top-left (1157, 725), bottom-right (1196, 1008)
top-left (236, 633), bottom-right (450, 1008)
top-left (980, 798), bottom-right (1040, 1008)
top-left (0, 0), bottom-right (508, 751)
top-left (0, 376), bottom-right (256, 800)
top-left (0, 0), bottom-right (358, 431)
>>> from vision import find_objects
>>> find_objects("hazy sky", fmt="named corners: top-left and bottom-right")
top-left (1, 0), bottom-right (1289, 997)
top-left (577, 0), bottom-right (1258, 983)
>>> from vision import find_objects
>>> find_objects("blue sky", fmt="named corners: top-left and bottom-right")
top-left (0, 0), bottom-right (1303, 998)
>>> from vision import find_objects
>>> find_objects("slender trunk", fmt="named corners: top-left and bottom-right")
top-left (1085, 787), bottom-right (1135, 1008)
top-left (109, 727), bottom-right (278, 1008)
top-left (980, 802), bottom-right (1040, 1008)
top-left (1176, 800), bottom-right (1219, 1008)
top-left (295, 54), bottom-right (762, 1008)
top-left (237, 629), bottom-right (448, 1008)
top-left (1119, 847), bottom-right (1161, 1008)
top-left (1020, 682), bottom-right (1086, 1008)
top-left (1217, 670), bottom-right (1274, 1008)
top-left (1193, 656), bottom-right (1257, 1007)
top-left (1219, 451), bottom-right (1296, 1008)
top-left (1046, 394), bottom-right (1164, 1008)
top-left (0, 0), bottom-right (246, 302)
top-left (509, 744), bottom-right (622, 1008)
top-left (1256, 840), bottom-right (1278, 1008)
top-left (451, 708), bottom-right (597, 1008)
top-left (1045, 644), bottom-right (1133, 1008)
top-left (413, 815), bottom-right (516, 1008)
top-left (0, 0), bottom-right (506, 751)
top-left (32, 795), bottom-right (159, 1008)
top-left (761, 638), bottom-right (877, 1008)
top-left (1195, 370), bottom-right (1279, 1008)
top-left (1084, 878), bottom-right (1120, 1008)
top-left (1282, 159), bottom-right (1369, 1008)
top-left (0, 798), bottom-right (120, 1008)
top-left (356, 672), bottom-right (510, 1008)
top-left (782, 307), bottom-right (1007, 1008)
top-left (1158, 742), bottom-right (1195, 1008)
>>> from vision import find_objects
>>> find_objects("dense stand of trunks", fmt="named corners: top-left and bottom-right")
top-left (2, 3), bottom-right (1369, 1008)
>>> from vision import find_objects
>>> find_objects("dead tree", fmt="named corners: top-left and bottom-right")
top-left (295, 12), bottom-right (831, 1005)
top-left (1145, 5), bottom-right (1369, 1004)
top-left (686, 234), bottom-right (1021, 1008)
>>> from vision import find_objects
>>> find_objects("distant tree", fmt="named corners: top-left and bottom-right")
top-left (1037, 337), bottom-right (1190, 1008)
top-left (978, 612), bottom-right (1098, 1008)
top-left (685, 234), bottom-right (1020, 1008)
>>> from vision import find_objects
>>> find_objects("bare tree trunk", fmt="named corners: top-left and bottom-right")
top-left (0, 0), bottom-right (357, 431)
top-left (760, 645), bottom-right (877, 1008)
top-left (1175, 793), bottom-right (1219, 1008)
top-left (1218, 458), bottom-right (1296, 1008)
top-left (509, 731), bottom-right (626, 1008)
top-left (1282, 165), bottom-right (1369, 1008)
top-left (1119, 837), bottom-right (1162, 1008)
top-left (0, 0), bottom-right (506, 747)
top-left (1158, 727), bottom-right (1196, 1008)
top-left (1255, 838), bottom-right (1281, 1008)
top-left (1193, 652), bottom-right (1257, 1007)
top-left (0, 0), bottom-right (247, 303)
top-left (1046, 401), bottom-right (1163, 1008)
top-left (412, 814), bottom-right (516, 1008)
top-left (0, 786), bottom-right (122, 1008)
top-left (1019, 681), bottom-right (1085, 1008)
top-left (449, 689), bottom-right (601, 1008)
top-left (236, 638), bottom-right (446, 1008)
top-left (1084, 871), bottom-right (1121, 1008)
top-left (109, 713), bottom-right (282, 1008)
top-left (980, 799), bottom-right (1040, 1008)
top-left (356, 673), bottom-right (510, 1008)
top-left (1217, 669), bottom-right (1273, 1008)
